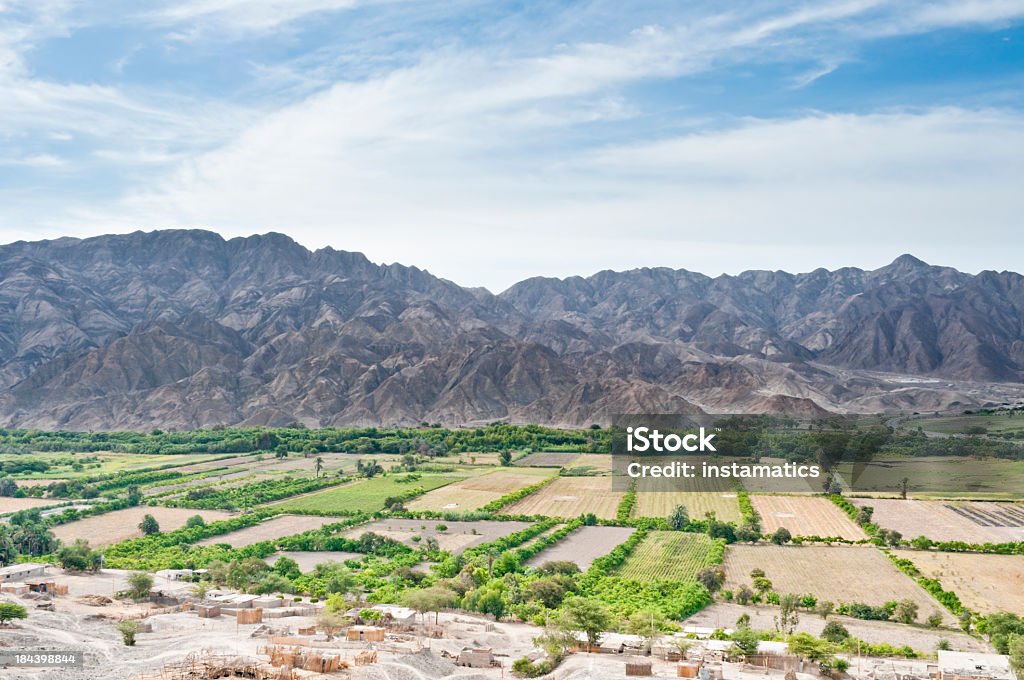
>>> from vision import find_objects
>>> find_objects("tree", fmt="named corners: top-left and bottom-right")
top-left (56, 539), bottom-right (101, 572)
top-left (499, 450), bottom-right (513, 466)
top-left (125, 485), bottom-right (143, 506)
top-left (894, 599), bottom-right (919, 624)
top-left (138, 514), bottom-right (160, 536)
top-left (731, 627), bottom-right (760, 658)
top-left (0, 602), bottom-right (28, 625)
top-left (855, 506), bottom-right (874, 526)
top-left (815, 600), bottom-right (835, 620)
top-left (273, 556), bottom-right (302, 580)
top-left (626, 609), bottom-right (670, 652)
top-left (668, 505), bottom-right (689, 530)
top-left (695, 566), bottom-right (725, 593)
top-left (126, 571), bottom-right (154, 600)
top-left (554, 598), bottom-right (612, 648)
top-left (314, 457), bottom-right (324, 478)
top-left (736, 585), bottom-right (754, 605)
top-left (402, 586), bottom-right (457, 624)
top-left (254, 574), bottom-right (293, 595)
top-left (775, 593), bottom-right (800, 634)
top-left (753, 576), bottom-right (773, 593)
top-left (185, 514), bottom-right (206, 529)
top-left (0, 477), bottom-right (17, 497)
top-left (1008, 634), bottom-right (1024, 675)
top-left (822, 621), bottom-right (849, 643)
top-left (926, 611), bottom-right (944, 628)
top-left (116, 620), bottom-right (139, 646)
top-left (899, 477), bottom-right (910, 499)
top-left (770, 527), bottom-right (792, 545)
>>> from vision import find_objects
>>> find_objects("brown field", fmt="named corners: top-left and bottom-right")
top-left (0, 497), bottom-right (64, 513)
top-left (407, 468), bottom-right (556, 511)
top-left (514, 452), bottom-right (581, 467)
top-left (194, 514), bottom-right (339, 548)
top-left (504, 476), bottom-right (623, 519)
top-left (54, 507), bottom-right (235, 546)
top-left (900, 550), bottom-right (1024, 615)
top-left (525, 526), bottom-right (636, 570)
top-left (753, 495), bottom-right (865, 540)
top-left (854, 499), bottom-right (1024, 543)
top-left (344, 519), bottom-right (532, 554)
top-left (723, 544), bottom-right (953, 624)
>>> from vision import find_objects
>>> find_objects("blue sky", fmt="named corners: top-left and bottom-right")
top-left (1, 1), bottom-right (1023, 291)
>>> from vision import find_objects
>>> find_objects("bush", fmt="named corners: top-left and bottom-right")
top-left (0, 602), bottom-right (28, 625)
top-left (116, 620), bottom-right (139, 646)
top-left (822, 621), bottom-right (850, 643)
top-left (126, 572), bottom-right (154, 601)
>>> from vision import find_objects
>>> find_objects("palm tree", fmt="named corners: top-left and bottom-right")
top-left (315, 457), bottom-right (324, 478)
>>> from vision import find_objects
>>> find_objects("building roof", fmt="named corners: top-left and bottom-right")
top-left (0, 562), bottom-right (46, 575)
top-left (757, 641), bottom-right (790, 655)
top-left (938, 651), bottom-right (1015, 679)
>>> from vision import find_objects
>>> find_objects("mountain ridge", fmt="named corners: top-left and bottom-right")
top-left (2, 229), bottom-right (1022, 430)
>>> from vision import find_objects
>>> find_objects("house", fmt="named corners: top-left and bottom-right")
top-left (457, 648), bottom-right (494, 668)
top-left (346, 625), bottom-right (385, 642)
top-left (23, 577), bottom-right (57, 593)
top-left (937, 651), bottom-right (1017, 680)
top-left (0, 563), bottom-right (47, 582)
top-left (370, 604), bottom-right (417, 624)
top-left (155, 569), bottom-right (194, 581)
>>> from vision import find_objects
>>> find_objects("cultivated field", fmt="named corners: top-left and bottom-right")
top-left (407, 467), bottom-right (555, 512)
top-left (346, 519), bottom-right (532, 554)
top-left (268, 551), bottom-right (363, 572)
top-left (752, 495), bottom-right (865, 540)
top-left (271, 473), bottom-right (468, 514)
top-left (723, 545), bottom-right (953, 623)
top-left (505, 476), bottom-right (623, 519)
top-left (514, 452), bottom-right (580, 467)
top-left (899, 549), bottom-right (1024, 615)
top-left (835, 456), bottom-right (1024, 499)
top-left (525, 525), bottom-right (635, 570)
top-left (195, 514), bottom-right (341, 548)
top-left (2, 452), bottom-right (228, 480)
top-left (567, 454), bottom-right (612, 473)
top-left (53, 507), bottom-right (235, 546)
top-left (616, 532), bottom-right (718, 581)
top-left (633, 491), bottom-right (741, 522)
top-left (853, 498), bottom-right (1024, 543)
top-left (0, 497), bottom-right (64, 513)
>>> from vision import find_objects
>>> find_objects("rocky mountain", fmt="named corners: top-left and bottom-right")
top-left (1, 230), bottom-right (1022, 430)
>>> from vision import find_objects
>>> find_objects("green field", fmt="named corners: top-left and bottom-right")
top-left (270, 472), bottom-right (470, 513)
top-left (0, 451), bottom-right (230, 479)
top-left (835, 455), bottom-right (1024, 499)
top-left (915, 412), bottom-right (1024, 436)
top-left (615, 531), bottom-right (720, 581)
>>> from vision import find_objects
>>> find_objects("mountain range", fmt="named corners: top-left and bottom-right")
top-left (2, 230), bottom-right (1023, 430)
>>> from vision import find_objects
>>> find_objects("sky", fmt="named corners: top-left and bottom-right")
top-left (1, 1), bottom-right (1022, 292)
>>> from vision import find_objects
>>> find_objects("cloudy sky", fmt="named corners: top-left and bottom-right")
top-left (1, 1), bottom-right (1022, 291)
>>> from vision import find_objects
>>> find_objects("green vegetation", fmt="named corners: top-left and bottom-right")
top-left (273, 473), bottom-right (466, 514)
top-left (616, 532), bottom-right (723, 581)
top-left (0, 602), bottom-right (28, 625)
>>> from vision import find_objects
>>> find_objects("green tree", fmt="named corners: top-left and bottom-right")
top-left (402, 586), bottom-right (457, 624)
top-left (815, 600), bottom-right (835, 619)
top-left (499, 450), bottom-right (513, 466)
top-left (626, 609), bottom-right (670, 653)
top-left (668, 505), bottom-right (690, 530)
top-left (314, 457), bottom-right (324, 478)
top-left (695, 566), bottom-right (725, 593)
top-left (554, 598), bottom-right (612, 648)
top-left (273, 556), bottom-right (302, 580)
top-left (1008, 634), bottom-right (1024, 675)
top-left (894, 599), bottom-right (919, 624)
top-left (185, 514), bottom-right (207, 529)
top-left (56, 539), bottom-right (101, 572)
top-left (0, 602), bottom-right (28, 625)
top-left (138, 514), bottom-right (160, 536)
top-left (126, 571), bottom-right (154, 600)
top-left (822, 621), bottom-right (849, 643)
top-left (116, 620), bottom-right (139, 646)
top-left (770, 527), bottom-right (792, 545)
top-left (775, 593), bottom-right (800, 634)
top-left (731, 627), bottom-right (761, 658)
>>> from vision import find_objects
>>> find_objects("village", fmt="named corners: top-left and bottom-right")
top-left (0, 561), bottom-right (1018, 680)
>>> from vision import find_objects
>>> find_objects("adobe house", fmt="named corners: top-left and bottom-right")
top-left (0, 562), bottom-right (47, 582)
top-left (936, 651), bottom-right (1017, 680)
top-left (456, 648), bottom-right (494, 668)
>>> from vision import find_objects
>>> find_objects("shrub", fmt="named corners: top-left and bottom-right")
top-left (117, 620), bottom-right (139, 646)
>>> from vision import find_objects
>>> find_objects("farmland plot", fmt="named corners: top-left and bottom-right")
top-left (616, 532), bottom-right (718, 581)
top-left (900, 550), bottom-right (1024, 615)
top-left (525, 526), bottom-right (636, 570)
top-left (54, 507), bottom-right (234, 546)
top-left (345, 519), bottom-right (532, 554)
top-left (514, 452), bottom-right (580, 468)
top-left (854, 499), bottom-right (1024, 543)
top-left (407, 468), bottom-right (555, 511)
top-left (632, 475), bottom-right (741, 522)
top-left (0, 497), bottom-right (64, 514)
top-left (722, 545), bottom-right (953, 623)
top-left (271, 473), bottom-right (467, 514)
top-left (505, 476), bottom-right (623, 519)
top-left (195, 514), bottom-right (342, 548)
top-left (753, 495), bottom-right (865, 540)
